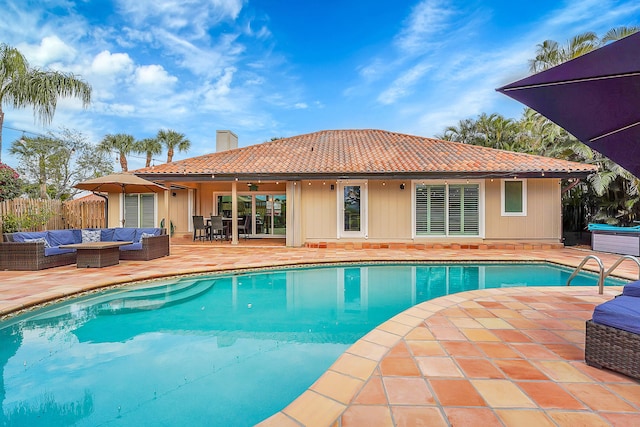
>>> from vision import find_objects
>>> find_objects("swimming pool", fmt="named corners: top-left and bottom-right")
top-left (0, 263), bottom-right (626, 426)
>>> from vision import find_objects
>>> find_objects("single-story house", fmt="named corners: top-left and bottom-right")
top-left (106, 129), bottom-right (596, 247)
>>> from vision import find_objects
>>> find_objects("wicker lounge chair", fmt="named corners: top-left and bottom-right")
top-left (585, 281), bottom-right (640, 379)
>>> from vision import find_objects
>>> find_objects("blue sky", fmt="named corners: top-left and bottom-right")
top-left (1, 0), bottom-right (638, 170)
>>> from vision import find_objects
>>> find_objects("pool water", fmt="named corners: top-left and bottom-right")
top-left (0, 263), bottom-right (626, 426)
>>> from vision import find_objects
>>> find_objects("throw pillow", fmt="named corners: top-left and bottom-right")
top-left (24, 237), bottom-right (51, 248)
top-left (140, 232), bottom-right (155, 243)
top-left (82, 230), bottom-right (101, 243)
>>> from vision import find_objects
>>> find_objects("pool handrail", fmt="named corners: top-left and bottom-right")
top-left (567, 255), bottom-right (605, 294)
top-left (567, 254), bottom-right (640, 294)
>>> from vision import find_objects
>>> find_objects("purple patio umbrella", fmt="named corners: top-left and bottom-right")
top-left (497, 32), bottom-right (640, 177)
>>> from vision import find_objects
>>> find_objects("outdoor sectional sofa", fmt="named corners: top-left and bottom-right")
top-left (1, 227), bottom-right (169, 271)
top-left (585, 280), bottom-right (640, 380)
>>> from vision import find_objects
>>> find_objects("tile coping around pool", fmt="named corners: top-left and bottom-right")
top-left (2, 245), bottom-right (640, 426)
top-left (258, 285), bottom-right (639, 427)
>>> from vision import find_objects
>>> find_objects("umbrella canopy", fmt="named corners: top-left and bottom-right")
top-left (75, 173), bottom-right (167, 194)
top-left (75, 173), bottom-right (167, 227)
top-left (497, 32), bottom-right (640, 177)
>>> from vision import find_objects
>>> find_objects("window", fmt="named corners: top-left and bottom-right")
top-left (501, 179), bottom-right (527, 216)
top-left (415, 182), bottom-right (481, 237)
top-left (124, 194), bottom-right (156, 227)
top-left (415, 185), bottom-right (445, 235)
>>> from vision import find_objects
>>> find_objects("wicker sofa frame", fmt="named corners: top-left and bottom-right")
top-left (585, 319), bottom-right (640, 380)
top-left (119, 233), bottom-right (170, 261)
top-left (0, 240), bottom-right (77, 271)
top-left (1, 229), bottom-right (170, 270)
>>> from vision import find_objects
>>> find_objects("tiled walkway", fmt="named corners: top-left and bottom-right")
top-left (1, 242), bottom-right (640, 426)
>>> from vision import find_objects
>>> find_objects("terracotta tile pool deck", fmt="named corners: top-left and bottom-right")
top-left (1, 242), bottom-right (640, 426)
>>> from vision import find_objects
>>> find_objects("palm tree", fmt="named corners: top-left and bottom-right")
top-left (438, 113), bottom-right (523, 151)
top-left (157, 129), bottom-right (190, 163)
top-left (436, 118), bottom-right (479, 144)
top-left (136, 137), bottom-right (162, 168)
top-left (529, 27), bottom-right (639, 72)
top-left (0, 43), bottom-right (91, 162)
top-left (98, 133), bottom-right (135, 172)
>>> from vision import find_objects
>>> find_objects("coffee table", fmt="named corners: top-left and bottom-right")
top-left (59, 241), bottom-right (133, 268)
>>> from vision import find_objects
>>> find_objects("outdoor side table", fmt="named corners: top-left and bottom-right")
top-left (59, 241), bottom-right (133, 268)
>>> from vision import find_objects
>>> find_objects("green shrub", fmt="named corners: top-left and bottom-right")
top-left (1, 206), bottom-right (54, 233)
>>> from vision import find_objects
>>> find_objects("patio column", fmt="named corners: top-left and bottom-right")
top-left (231, 181), bottom-right (238, 245)
top-left (163, 182), bottom-right (172, 236)
top-left (286, 181), bottom-right (302, 247)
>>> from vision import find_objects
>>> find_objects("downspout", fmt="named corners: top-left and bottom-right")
top-left (93, 192), bottom-right (109, 227)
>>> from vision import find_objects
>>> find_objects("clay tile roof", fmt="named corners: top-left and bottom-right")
top-left (135, 129), bottom-right (597, 178)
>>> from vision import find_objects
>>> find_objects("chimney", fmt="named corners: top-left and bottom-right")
top-left (216, 130), bottom-right (238, 152)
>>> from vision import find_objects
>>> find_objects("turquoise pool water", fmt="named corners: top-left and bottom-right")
top-left (0, 263), bottom-right (626, 426)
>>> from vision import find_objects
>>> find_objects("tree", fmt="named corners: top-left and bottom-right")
top-left (437, 118), bottom-right (480, 144)
top-left (0, 162), bottom-right (21, 201)
top-left (136, 137), bottom-right (162, 168)
top-left (0, 43), bottom-right (91, 162)
top-left (52, 128), bottom-right (113, 199)
top-left (9, 128), bottom-right (113, 200)
top-left (10, 135), bottom-right (57, 198)
top-left (98, 133), bottom-right (136, 172)
top-left (437, 113), bottom-right (524, 151)
top-left (530, 27), bottom-right (638, 72)
top-left (157, 129), bottom-right (191, 163)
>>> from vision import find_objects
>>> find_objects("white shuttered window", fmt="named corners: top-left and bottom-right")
top-left (415, 183), bottom-right (480, 237)
top-left (416, 185), bottom-right (446, 235)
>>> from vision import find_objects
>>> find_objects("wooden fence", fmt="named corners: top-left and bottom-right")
top-left (0, 198), bottom-right (106, 232)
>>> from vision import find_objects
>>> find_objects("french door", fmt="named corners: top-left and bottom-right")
top-left (338, 180), bottom-right (367, 238)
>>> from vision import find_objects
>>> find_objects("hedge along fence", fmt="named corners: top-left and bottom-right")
top-left (0, 199), bottom-right (106, 233)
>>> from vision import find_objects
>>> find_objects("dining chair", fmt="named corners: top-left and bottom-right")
top-left (209, 215), bottom-right (226, 241)
top-left (192, 215), bottom-right (209, 241)
top-left (237, 215), bottom-right (250, 239)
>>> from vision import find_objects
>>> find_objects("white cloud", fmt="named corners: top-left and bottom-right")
top-left (134, 65), bottom-right (178, 89)
top-left (395, 0), bottom-right (455, 54)
top-left (93, 102), bottom-right (136, 116)
top-left (211, 67), bottom-right (236, 98)
top-left (201, 67), bottom-right (239, 111)
top-left (115, 0), bottom-right (244, 37)
top-left (16, 35), bottom-right (77, 67)
top-left (91, 51), bottom-right (135, 76)
top-left (377, 62), bottom-right (433, 105)
top-left (293, 103), bottom-right (308, 109)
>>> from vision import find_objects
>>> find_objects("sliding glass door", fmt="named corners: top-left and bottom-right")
top-left (215, 193), bottom-right (286, 237)
top-left (255, 195), bottom-right (286, 236)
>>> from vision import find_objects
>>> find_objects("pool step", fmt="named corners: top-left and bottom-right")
top-left (96, 279), bottom-right (215, 313)
top-left (21, 279), bottom-right (215, 324)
